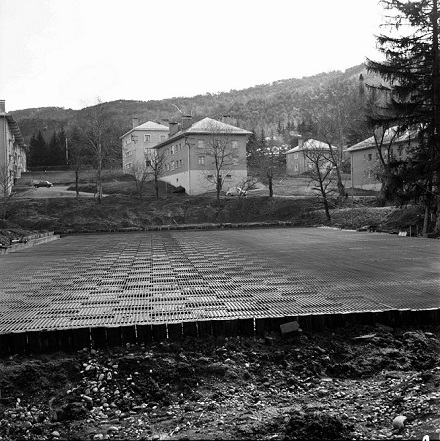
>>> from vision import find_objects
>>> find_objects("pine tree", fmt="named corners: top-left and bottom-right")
top-left (29, 131), bottom-right (49, 167)
top-left (366, 0), bottom-right (440, 234)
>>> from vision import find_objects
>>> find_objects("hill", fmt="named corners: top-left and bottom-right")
top-left (10, 64), bottom-right (368, 144)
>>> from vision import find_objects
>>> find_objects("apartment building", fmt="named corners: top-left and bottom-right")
top-left (0, 100), bottom-right (27, 194)
top-left (120, 119), bottom-right (169, 171)
top-left (154, 116), bottom-right (251, 195)
top-left (346, 127), bottom-right (415, 190)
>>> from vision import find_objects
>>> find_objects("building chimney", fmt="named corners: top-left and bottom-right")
top-left (169, 121), bottom-right (179, 137)
top-left (222, 115), bottom-right (232, 125)
top-left (181, 115), bottom-right (192, 130)
top-left (297, 136), bottom-right (304, 148)
top-left (0, 100), bottom-right (5, 113)
top-left (132, 117), bottom-right (139, 128)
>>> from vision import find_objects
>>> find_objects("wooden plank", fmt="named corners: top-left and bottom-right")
top-left (106, 326), bottom-right (122, 348)
top-left (57, 329), bottom-right (74, 352)
top-left (255, 317), bottom-right (271, 337)
top-left (211, 320), bottom-right (226, 338)
top-left (237, 318), bottom-right (254, 337)
top-left (12, 332), bottom-right (28, 355)
top-left (136, 324), bottom-right (153, 344)
top-left (27, 331), bottom-right (43, 354)
top-left (298, 315), bottom-right (312, 331)
top-left (152, 324), bottom-right (167, 342)
top-left (197, 320), bottom-right (212, 338)
top-left (224, 319), bottom-right (238, 337)
top-left (71, 328), bottom-right (91, 351)
top-left (167, 323), bottom-right (183, 340)
top-left (90, 327), bottom-right (107, 349)
top-left (182, 321), bottom-right (197, 338)
top-left (41, 331), bottom-right (60, 353)
top-left (311, 314), bottom-right (326, 331)
top-left (121, 325), bottom-right (137, 346)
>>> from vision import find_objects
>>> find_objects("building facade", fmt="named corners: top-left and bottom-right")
top-left (346, 127), bottom-right (415, 190)
top-left (154, 117), bottom-right (251, 196)
top-left (286, 139), bottom-right (333, 175)
top-left (120, 119), bottom-right (169, 171)
top-left (0, 100), bottom-right (27, 194)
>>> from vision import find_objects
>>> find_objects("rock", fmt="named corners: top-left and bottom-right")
top-left (107, 426), bottom-right (119, 433)
top-left (280, 321), bottom-right (300, 335)
top-left (392, 415), bottom-right (407, 431)
top-left (51, 431), bottom-right (60, 437)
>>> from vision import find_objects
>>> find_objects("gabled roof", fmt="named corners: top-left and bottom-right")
top-left (285, 139), bottom-right (333, 154)
top-left (346, 127), bottom-right (418, 152)
top-left (0, 112), bottom-right (26, 148)
top-left (184, 117), bottom-right (252, 135)
top-left (119, 120), bottom-right (169, 139)
top-left (154, 117), bottom-right (252, 148)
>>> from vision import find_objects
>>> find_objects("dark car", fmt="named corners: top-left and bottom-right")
top-left (34, 181), bottom-right (53, 188)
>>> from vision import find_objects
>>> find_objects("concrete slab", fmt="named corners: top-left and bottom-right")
top-left (0, 228), bottom-right (439, 333)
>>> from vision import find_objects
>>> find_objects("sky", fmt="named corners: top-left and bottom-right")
top-left (0, 0), bottom-right (386, 112)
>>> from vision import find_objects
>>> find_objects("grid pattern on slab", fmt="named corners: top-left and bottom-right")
top-left (0, 228), bottom-right (439, 333)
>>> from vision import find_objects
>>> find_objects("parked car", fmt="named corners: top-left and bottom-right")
top-left (226, 187), bottom-right (247, 197)
top-left (34, 180), bottom-right (53, 188)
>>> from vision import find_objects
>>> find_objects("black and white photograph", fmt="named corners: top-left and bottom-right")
top-left (1, 1), bottom-right (440, 440)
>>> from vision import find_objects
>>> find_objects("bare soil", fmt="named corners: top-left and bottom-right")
top-left (1, 325), bottom-right (439, 440)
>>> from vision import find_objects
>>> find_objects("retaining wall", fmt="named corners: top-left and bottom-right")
top-left (1, 308), bottom-right (439, 358)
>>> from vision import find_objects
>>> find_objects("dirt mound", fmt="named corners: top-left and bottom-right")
top-left (0, 325), bottom-right (439, 440)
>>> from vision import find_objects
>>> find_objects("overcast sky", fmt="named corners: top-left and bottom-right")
top-left (1, 0), bottom-right (385, 112)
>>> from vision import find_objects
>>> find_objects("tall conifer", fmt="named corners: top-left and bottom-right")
top-left (367, 0), bottom-right (440, 234)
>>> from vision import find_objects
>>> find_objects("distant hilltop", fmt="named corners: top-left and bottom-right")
top-left (11, 63), bottom-right (370, 142)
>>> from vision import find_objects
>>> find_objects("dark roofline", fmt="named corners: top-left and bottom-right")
top-left (1, 113), bottom-right (26, 147)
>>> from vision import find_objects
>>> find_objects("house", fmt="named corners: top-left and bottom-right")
top-left (345, 127), bottom-right (416, 190)
top-left (154, 116), bottom-right (251, 196)
top-left (0, 100), bottom-right (27, 194)
top-left (120, 119), bottom-right (169, 171)
top-left (286, 138), bottom-right (334, 175)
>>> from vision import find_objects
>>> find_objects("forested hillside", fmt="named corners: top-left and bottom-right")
top-left (11, 64), bottom-right (368, 144)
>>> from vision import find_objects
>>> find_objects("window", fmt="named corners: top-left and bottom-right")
top-left (294, 164), bottom-right (299, 172)
top-left (232, 157), bottom-right (239, 165)
top-left (207, 174), bottom-right (214, 180)
top-left (171, 146), bottom-right (174, 155)
top-left (125, 138), bottom-right (131, 146)
top-left (146, 160), bottom-right (152, 167)
top-left (160, 135), bottom-right (167, 142)
top-left (225, 174), bottom-right (232, 180)
top-left (198, 156), bottom-right (205, 165)
top-left (125, 150), bottom-right (132, 157)
top-left (232, 140), bottom-right (238, 149)
top-left (125, 162), bottom-right (132, 169)
top-left (197, 140), bottom-right (204, 149)
top-left (293, 152), bottom-right (298, 159)
top-left (144, 134), bottom-right (151, 142)
top-left (368, 153), bottom-right (372, 161)
top-left (171, 161), bottom-right (175, 170)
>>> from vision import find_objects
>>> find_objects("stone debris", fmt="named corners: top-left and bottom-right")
top-left (0, 324), bottom-right (439, 440)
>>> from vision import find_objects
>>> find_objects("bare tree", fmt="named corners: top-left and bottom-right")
top-left (304, 146), bottom-right (336, 222)
top-left (75, 98), bottom-right (120, 203)
top-left (200, 119), bottom-right (236, 200)
top-left (67, 125), bottom-right (94, 199)
top-left (127, 160), bottom-right (151, 199)
top-left (0, 164), bottom-right (15, 220)
top-left (147, 149), bottom-right (165, 200)
top-left (300, 78), bottom-right (362, 198)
